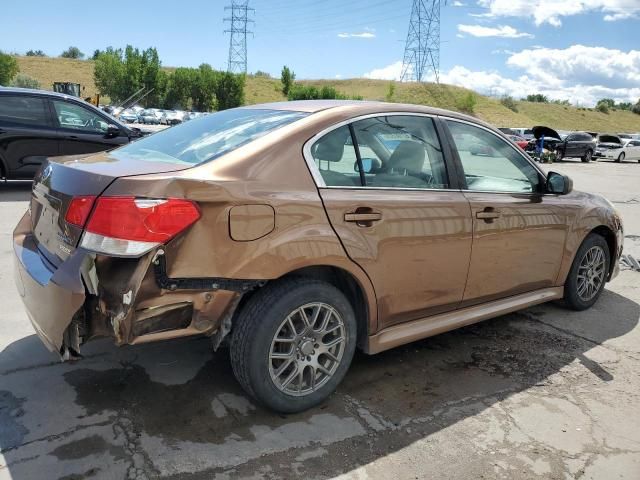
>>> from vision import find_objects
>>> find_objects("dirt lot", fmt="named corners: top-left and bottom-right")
top-left (1, 158), bottom-right (639, 479)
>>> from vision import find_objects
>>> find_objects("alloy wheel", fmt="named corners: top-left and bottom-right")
top-left (268, 302), bottom-right (346, 396)
top-left (576, 246), bottom-right (606, 301)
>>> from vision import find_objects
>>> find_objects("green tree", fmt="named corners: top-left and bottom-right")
top-left (0, 51), bottom-right (19, 86)
top-left (93, 46), bottom-right (164, 106)
top-left (164, 67), bottom-right (195, 109)
top-left (91, 49), bottom-right (103, 60)
top-left (214, 72), bottom-right (245, 110)
top-left (595, 100), bottom-right (610, 114)
top-left (25, 49), bottom-right (46, 57)
top-left (632, 100), bottom-right (640, 115)
top-left (281, 66), bottom-right (295, 95)
top-left (597, 98), bottom-right (615, 109)
top-left (11, 73), bottom-right (40, 89)
top-left (60, 46), bottom-right (84, 59)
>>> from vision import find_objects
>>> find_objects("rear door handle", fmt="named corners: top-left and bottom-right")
top-left (344, 212), bottom-right (382, 222)
top-left (476, 208), bottom-right (501, 222)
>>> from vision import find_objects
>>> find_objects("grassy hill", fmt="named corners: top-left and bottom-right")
top-left (15, 56), bottom-right (640, 133)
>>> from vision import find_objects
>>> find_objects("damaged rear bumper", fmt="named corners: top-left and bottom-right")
top-left (13, 211), bottom-right (86, 353)
top-left (13, 211), bottom-right (257, 359)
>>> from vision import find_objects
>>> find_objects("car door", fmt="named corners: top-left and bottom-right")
top-left (0, 94), bottom-right (59, 178)
top-left (52, 99), bottom-right (128, 156)
top-left (444, 119), bottom-right (568, 306)
top-left (564, 134), bottom-right (580, 157)
top-left (307, 115), bottom-right (473, 329)
top-left (628, 141), bottom-right (640, 159)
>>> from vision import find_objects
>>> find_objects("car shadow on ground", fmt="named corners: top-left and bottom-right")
top-left (1, 289), bottom-right (638, 478)
top-left (0, 181), bottom-right (32, 202)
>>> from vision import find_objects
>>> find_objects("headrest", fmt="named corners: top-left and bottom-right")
top-left (314, 129), bottom-right (349, 162)
top-left (388, 141), bottom-right (425, 173)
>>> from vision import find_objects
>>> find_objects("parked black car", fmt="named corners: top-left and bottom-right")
top-left (0, 88), bottom-right (144, 180)
top-left (525, 126), bottom-right (596, 162)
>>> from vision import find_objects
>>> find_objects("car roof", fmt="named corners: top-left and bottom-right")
top-left (242, 99), bottom-right (485, 125)
top-left (0, 86), bottom-right (82, 102)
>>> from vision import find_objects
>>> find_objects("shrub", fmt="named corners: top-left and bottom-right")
top-left (287, 84), bottom-right (360, 101)
top-left (386, 82), bottom-right (395, 102)
top-left (526, 93), bottom-right (549, 103)
top-left (500, 95), bottom-right (518, 112)
top-left (595, 101), bottom-right (609, 114)
top-left (455, 92), bottom-right (477, 114)
top-left (253, 70), bottom-right (271, 78)
top-left (0, 51), bottom-right (19, 86)
top-left (632, 101), bottom-right (640, 115)
top-left (26, 49), bottom-right (46, 57)
top-left (11, 74), bottom-right (40, 89)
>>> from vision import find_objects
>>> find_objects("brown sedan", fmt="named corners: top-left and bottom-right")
top-left (14, 101), bottom-right (623, 413)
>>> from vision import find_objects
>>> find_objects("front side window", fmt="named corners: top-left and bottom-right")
top-left (0, 95), bottom-right (48, 127)
top-left (113, 108), bottom-right (308, 165)
top-left (310, 115), bottom-right (448, 189)
top-left (53, 100), bottom-right (110, 134)
top-left (446, 120), bottom-right (541, 193)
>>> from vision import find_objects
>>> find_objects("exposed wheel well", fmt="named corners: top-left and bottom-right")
top-left (235, 266), bottom-right (370, 350)
top-left (590, 226), bottom-right (617, 279)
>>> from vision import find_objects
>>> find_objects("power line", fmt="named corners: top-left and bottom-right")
top-left (224, 1), bottom-right (255, 74)
top-left (401, 0), bottom-right (443, 83)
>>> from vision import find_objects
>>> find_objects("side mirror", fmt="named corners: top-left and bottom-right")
top-left (354, 158), bottom-right (381, 174)
top-left (105, 124), bottom-right (121, 138)
top-left (546, 171), bottom-right (573, 195)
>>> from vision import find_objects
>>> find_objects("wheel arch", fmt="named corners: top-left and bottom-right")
top-left (590, 225), bottom-right (618, 279)
top-left (235, 264), bottom-right (375, 351)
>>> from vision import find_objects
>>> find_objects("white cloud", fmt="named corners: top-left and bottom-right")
top-left (457, 24), bottom-right (534, 38)
top-left (363, 61), bottom-right (405, 81)
top-left (362, 45), bottom-right (640, 106)
top-left (337, 32), bottom-right (375, 38)
top-left (477, 0), bottom-right (640, 26)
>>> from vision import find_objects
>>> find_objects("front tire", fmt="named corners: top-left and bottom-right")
top-left (616, 152), bottom-right (625, 163)
top-left (556, 149), bottom-right (564, 161)
top-left (563, 233), bottom-right (610, 310)
top-left (581, 150), bottom-right (593, 163)
top-left (230, 278), bottom-right (357, 413)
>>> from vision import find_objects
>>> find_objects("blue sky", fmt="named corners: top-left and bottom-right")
top-left (3, 0), bottom-right (640, 105)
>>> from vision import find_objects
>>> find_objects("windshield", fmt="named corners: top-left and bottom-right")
top-left (112, 108), bottom-right (308, 165)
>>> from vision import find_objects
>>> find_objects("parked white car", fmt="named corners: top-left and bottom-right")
top-left (600, 139), bottom-right (640, 162)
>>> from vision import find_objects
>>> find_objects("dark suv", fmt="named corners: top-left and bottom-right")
top-left (526, 127), bottom-right (596, 162)
top-left (0, 88), bottom-right (143, 180)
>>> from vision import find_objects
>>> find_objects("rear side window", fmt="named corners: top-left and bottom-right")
top-left (112, 108), bottom-right (308, 165)
top-left (310, 126), bottom-right (360, 187)
top-left (0, 95), bottom-right (48, 127)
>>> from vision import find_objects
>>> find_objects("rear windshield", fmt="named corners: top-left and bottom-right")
top-left (112, 108), bottom-right (308, 165)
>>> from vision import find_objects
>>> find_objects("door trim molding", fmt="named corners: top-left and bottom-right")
top-left (366, 286), bottom-right (563, 354)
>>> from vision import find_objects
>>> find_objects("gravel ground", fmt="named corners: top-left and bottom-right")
top-left (0, 158), bottom-right (639, 480)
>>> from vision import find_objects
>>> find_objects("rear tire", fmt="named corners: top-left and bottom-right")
top-left (563, 233), bottom-right (610, 311)
top-left (230, 277), bottom-right (357, 413)
top-left (556, 149), bottom-right (564, 161)
top-left (616, 152), bottom-right (625, 163)
top-left (581, 150), bottom-right (593, 163)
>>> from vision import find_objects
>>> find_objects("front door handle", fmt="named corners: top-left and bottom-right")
top-left (476, 208), bottom-right (501, 222)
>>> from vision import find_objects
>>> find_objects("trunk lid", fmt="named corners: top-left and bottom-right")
top-left (30, 151), bottom-right (192, 267)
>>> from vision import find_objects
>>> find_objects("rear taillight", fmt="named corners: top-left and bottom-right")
top-left (65, 196), bottom-right (97, 227)
top-left (79, 197), bottom-right (200, 257)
